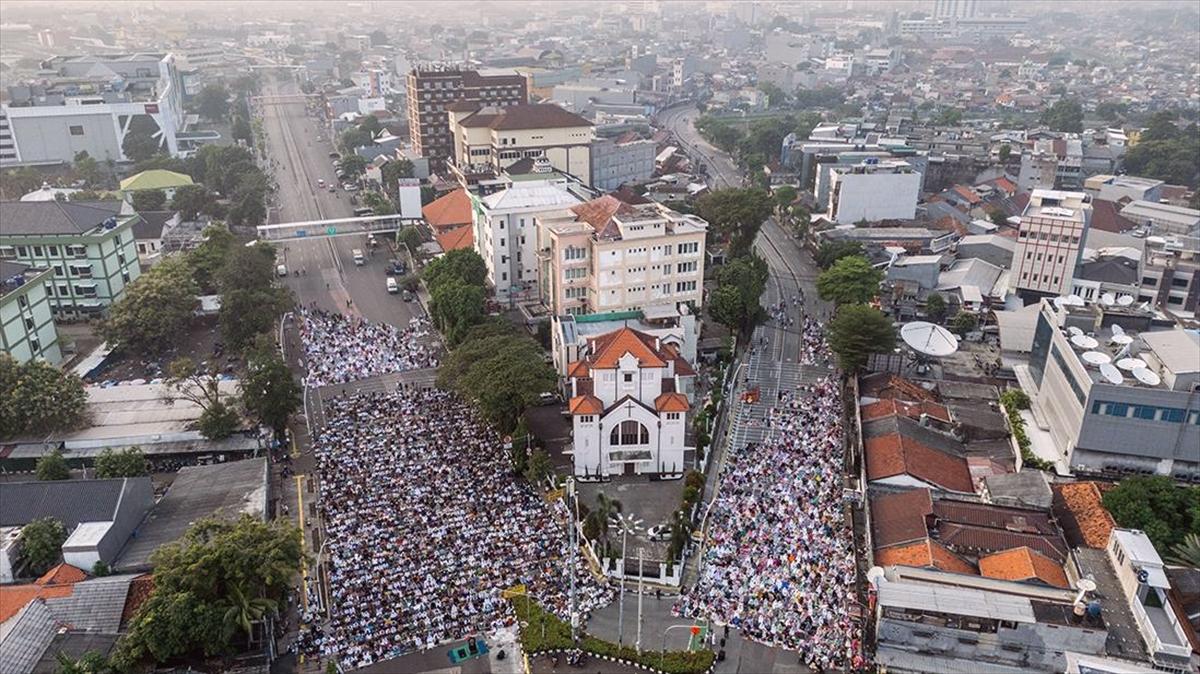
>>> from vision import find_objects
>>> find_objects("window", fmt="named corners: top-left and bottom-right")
top-left (69, 245), bottom-right (87, 258)
top-left (564, 246), bottom-right (587, 261)
top-left (46, 245), bottom-right (57, 256)
top-left (0, 246), bottom-right (14, 259)
top-left (32, 246), bottom-right (42, 256)
top-left (623, 372), bottom-right (634, 383)
top-left (666, 412), bottom-right (680, 420)
top-left (30, 338), bottom-right (40, 353)
top-left (58, 284), bottom-right (69, 295)
top-left (565, 287), bottom-right (587, 299)
top-left (74, 284), bottom-right (98, 298)
top-left (676, 261), bottom-right (697, 274)
top-left (1172, 277), bottom-right (1189, 288)
top-left (675, 280), bottom-right (697, 293)
top-left (121, 271), bottom-right (131, 283)
top-left (610, 420), bottom-right (650, 446)
top-left (677, 242), bottom-right (699, 254)
top-left (24, 317), bottom-right (35, 330)
top-left (44, 283), bottom-right (54, 296)
top-left (564, 268), bottom-right (587, 280)
top-left (53, 265), bottom-right (64, 277)
top-left (1134, 406), bottom-right (1156, 420)
top-left (580, 415), bottom-right (594, 423)
top-left (69, 125), bottom-right (84, 136)
top-left (17, 295), bottom-right (28, 309)
top-left (70, 264), bottom-right (93, 278)
top-left (16, 246), bottom-right (27, 257)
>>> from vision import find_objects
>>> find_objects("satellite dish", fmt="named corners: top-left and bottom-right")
top-left (1077, 578), bottom-right (1097, 593)
top-left (1066, 294), bottom-right (1086, 306)
top-left (1146, 235), bottom-right (1167, 246)
top-left (1111, 334), bottom-right (1133, 346)
top-left (1116, 357), bottom-right (1146, 371)
top-left (1100, 362), bottom-right (1124, 385)
top-left (1082, 351), bottom-right (1112, 366)
top-left (1111, 323), bottom-right (1125, 336)
top-left (1116, 295), bottom-right (1134, 307)
top-left (866, 566), bottom-right (886, 585)
top-left (1101, 292), bottom-right (1116, 306)
top-left (901, 321), bottom-right (960, 358)
top-left (1053, 296), bottom-right (1066, 310)
top-left (1132, 367), bottom-right (1161, 387)
top-left (1067, 326), bottom-right (1084, 337)
top-left (1070, 334), bottom-right (1099, 350)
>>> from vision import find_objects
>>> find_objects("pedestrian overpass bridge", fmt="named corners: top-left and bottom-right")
top-left (257, 215), bottom-right (423, 241)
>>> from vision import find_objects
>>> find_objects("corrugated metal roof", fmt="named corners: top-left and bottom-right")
top-left (877, 577), bottom-right (1037, 622)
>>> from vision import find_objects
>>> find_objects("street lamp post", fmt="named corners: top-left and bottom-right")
top-left (609, 512), bottom-right (643, 650)
top-left (636, 547), bottom-right (644, 653)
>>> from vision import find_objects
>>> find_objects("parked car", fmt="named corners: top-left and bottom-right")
top-left (386, 260), bottom-right (407, 275)
top-left (276, 264), bottom-right (288, 277)
top-left (317, 178), bottom-right (325, 188)
top-left (538, 391), bottom-right (560, 405)
top-left (352, 249), bottom-right (365, 266)
top-left (386, 277), bottom-right (399, 294)
top-left (401, 289), bottom-right (414, 302)
top-left (648, 524), bottom-right (672, 541)
top-left (342, 183), bottom-right (359, 192)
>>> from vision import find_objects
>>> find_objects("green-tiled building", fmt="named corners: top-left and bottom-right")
top-left (1, 261), bottom-right (62, 364)
top-left (0, 201), bottom-right (141, 320)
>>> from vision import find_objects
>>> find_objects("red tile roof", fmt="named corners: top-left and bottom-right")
top-left (1052, 482), bottom-right (1116, 549)
top-left (568, 395), bottom-right (603, 415)
top-left (655, 392), bottom-right (690, 413)
top-left (937, 522), bottom-right (1067, 563)
top-left (864, 433), bottom-right (975, 493)
top-left (871, 489), bottom-right (934, 548)
top-left (875, 540), bottom-right (977, 575)
top-left (1089, 199), bottom-right (1137, 233)
top-left (37, 563), bottom-right (87, 586)
top-left (422, 188), bottom-right (473, 231)
top-left (979, 547), bottom-right (1070, 588)
top-left (566, 360), bottom-right (591, 378)
top-left (860, 399), bottom-right (951, 423)
top-left (859, 373), bottom-right (940, 403)
top-left (434, 224), bottom-right (473, 252)
top-left (952, 185), bottom-right (982, 204)
top-left (0, 563), bottom-right (88, 623)
top-left (587, 327), bottom-right (668, 369)
top-left (570, 194), bottom-right (631, 239)
top-left (120, 573), bottom-right (155, 628)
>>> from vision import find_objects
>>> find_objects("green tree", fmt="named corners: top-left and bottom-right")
top-left (19, 517), bottom-right (68, 576)
top-left (227, 190), bottom-right (267, 228)
top-left (816, 255), bottom-right (882, 305)
top-left (989, 209), bottom-right (1009, 227)
top-left (112, 516), bottom-right (302, 668)
top-left (131, 189), bottom-right (167, 211)
top-left (73, 151), bottom-right (105, 187)
top-left (122, 115), bottom-right (163, 162)
top-left (708, 255), bottom-right (768, 335)
top-left (524, 449), bottom-right (553, 488)
top-left (54, 650), bottom-right (116, 674)
top-left (36, 449), bottom-right (71, 481)
top-left (186, 225), bottom-right (237, 293)
top-left (1102, 477), bottom-right (1200, 552)
top-left (380, 158), bottom-right (415, 189)
top-left (1, 167), bottom-right (45, 199)
top-left (951, 311), bottom-right (978, 335)
top-left (338, 154), bottom-right (369, 176)
top-left (997, 144), bottom-right (1012, 163)
top-left (1168, 533), bottom-right (1200, 568)
top-left (436, 326), bottom-right (556, 434)
top-left (240, 335), bottom-right (301, 440)
top-left (193, 84), bottom-right (230, 121)
top-left (338, 126), bottom-right (373, 153)
top-left (814, 239), bottom-right (863, 270)
top-left (430, 279), bottom-right (486, 345)
top-left (423, 248), bottom-right (488, 293)
top-left (165, 358), bottom-right (239, 440)
top-left (934, 107), bottom-right (963, 126)
top-left (369, 29), bottom-right (389, 46)
top-left (585, 492), bottom-right (623, 552)
top-left (1122, 116), bottom-right (1200, 188)
top-left (827, 304), bottom-right (896, 372)
top-left (925, 293), bottom-right (948, 323)
top-left (362, 190), bottom-right (395, 216)
top-left (216, 244), bottom-right (292, 351)
top-left (94, 447), bottom-right (148, 478)
top-left (101, 256), bottom-right (199, 354)
top-left (757, 82), bottom-right (788, 107)
top-left (1040, 99), bottom-right (1084, 133)
top-left (231, 116), bottom-right (254, 147)
top-left (198, 400), bottom-right (239, 440)
top-left (0, 355), bottom-right (89, 438)
top-left (696, 188), bottom-right (773, 258)
top-left (398, 226), bottom-right (424, 252)
top-left (170, 184), bottom-right (216, 220)
top-left (773, 185), bottom-right (797, 212)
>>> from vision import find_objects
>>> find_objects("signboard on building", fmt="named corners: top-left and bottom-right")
top-left (397, 178), bottom-right (422, 219)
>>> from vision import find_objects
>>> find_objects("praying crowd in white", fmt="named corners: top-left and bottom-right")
top-left (295, 307), bottom-right (437, 387)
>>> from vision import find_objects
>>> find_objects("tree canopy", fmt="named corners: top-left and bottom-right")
top-left (216, 244), bottom-right (293, 352)
top-left (36, 448), bottom-right (71, 481)
top-left (1122, 113), bottom-right (1200, 188)
top-left (95, 447), bottom-right (148, 478)
top-left (112, 516), bottom-right (302, 668)
top-left (814, 239), bottom-right (864, 270)
top-left (436, 322), bottom-right (557, 434)
top-left (165, 358), bottom-right (240, 440)
top-left (170, 184), bottom-right (220, 221)
top-left (122, 115), bottom-right (163, 162)
top-left (101, 256), bottom-right (199, 354)
top-left (696, 188), bottom-right (773, 258)
top-left (19, 517), bottom-right (67, 576)
top-left (131, 189), bottom-right (167, 212)
top-left (0, 355), bottom-right (89, 438)
top-left (193, 84), bottom-right (231, 121)
top-left (827, 304), bottom-right (896, 372)
top-left (240, 335), bottom-right (301, 440)
top-left (708, 255), bottom-right (768, 335)
top-left (423, 248), bottom-right (488, 292)
top-left (1039, 99), bottom-right (1084, 133)
top-left (816, 255), bottom-right (882, 305)
top-left (1102, 476), bottom-right (1200, 553)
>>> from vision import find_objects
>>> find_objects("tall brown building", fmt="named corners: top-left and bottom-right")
top-left (406, 67), bottom-right (528, 170)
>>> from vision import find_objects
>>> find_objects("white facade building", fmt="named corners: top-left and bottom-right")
top-left (566, 326), bottom-right (695, 477)
top-left (470, 177), bottom-right (586, 302)
top-left (1013, 189), bottom-right (1092, 297)
top-left (826, 159), bottom-right (921, 224)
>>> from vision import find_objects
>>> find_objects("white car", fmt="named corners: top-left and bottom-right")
top-left (342, 183), bottom-right (359, 192)
top-left (276, 264), bottom-right (288, 277)
top-left (647, 524), bottom-right (672, 541)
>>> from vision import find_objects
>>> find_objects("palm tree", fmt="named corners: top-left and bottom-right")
top-left (1167, 533), bottom-right (1200, 568)
top-left (223, 583), bottom-right (278, 643)
top-left (586, 493), bottom-right (623, 556)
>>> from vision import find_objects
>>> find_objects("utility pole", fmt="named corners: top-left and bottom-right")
top-left (618, 523), bottom-right (627, 648)
top-left (567, 476), bottom-right (578, 645)
top-left (636, 547), bottom-right (644, 653)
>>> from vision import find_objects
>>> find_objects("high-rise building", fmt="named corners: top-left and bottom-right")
top-left (1013, 190), bottom-right (1092, 298)
top-left (405, 67), bottom-right (528, 170)
top-left (933, 0), bottom-right (977, 18)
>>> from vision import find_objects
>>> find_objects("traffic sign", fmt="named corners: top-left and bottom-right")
top-left (325, 226), bottom-right (337, 235)
top-left (294, 230), bottom-right (307, 237)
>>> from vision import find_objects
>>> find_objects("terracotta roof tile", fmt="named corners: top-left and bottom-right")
top-left (1052, 481), bottom-right (1116, 549)
top-left (978, 546), bottom-right (1069, 588)
top-left (566, 360), bottom-right (590, 378)
top-left (870, 489), bottom-right (934, 548)
top-left (568, 395), bottom-right (603, 415)
top-left (860, 399), bottom-right (951, 423)
top-left (36, 563), bottom-right (87, 586)
top-left (875, 540), bottom-right (977, 575)
top-left (864, 433), bottom-right (975, 493)
top-left (937, 522), bottom-right (1067, 563)
top-left (120, 574), bottom-right (155, 628)
top-left (0, 583), bottom-right (75, 623)
top-left (434, 224), bottom-right (473, 252)
top-left (422, 188), bottom-right (473, 230)
top-left (570, 194), bottom-right (630, 238)
top-left (655, 392), bottom-right (690, 413)
top-left (587, 327), bottom-right (667, 369)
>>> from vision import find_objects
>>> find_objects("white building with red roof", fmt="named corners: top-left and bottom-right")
top-left (566, 326), bottom-right (695, 477)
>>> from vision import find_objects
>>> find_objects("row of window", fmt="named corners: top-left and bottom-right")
top-left (1021, 271), bottom-right (1061, 287)
top-left (2, 244), bottom-right (89, 259)
top-left (1018, 230), bottom-right (1081, 244)
top-left (1091, 400), bottom-right (1200, 425)
top-left (1050, 344), bottom-right (1087, 405)
top-left (1142, 275), bottom-right (1192, 289)
top-left (1024, 251), bottom-right (1068, 265)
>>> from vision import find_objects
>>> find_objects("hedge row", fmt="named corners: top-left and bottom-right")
top-left (999, 389), bottom-right (1053, 471)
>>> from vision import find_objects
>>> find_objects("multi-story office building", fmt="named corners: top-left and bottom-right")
top-left (0, 201), bottom-right (141, 319)
top-left (1012, 190), bottom-right (1092, 298)
top-left (1, 53), bottom-right (185, 166)
top-left (565, 326), bottom-right (695, 477)
top-left (448, 103), bottom-right (593, 189)
top-left (933, 0), bottom-right (977, 18)
top-left (405, 67), bottom-right (528, 169)
top-left (1025, 299), bottom-right (1200, 480)
top-left (826, 159), bottom-right (921, 224)
top-left (1139, 237), bottom-right (1200, 321)
top-left (590, 137), bottom-right (656, 191)
top-left (1, 262), bottom-right (61, 365)
top-left (537, 194), bottom-right (708, 316)
top-left (470, 176), bottom-right (587, 303)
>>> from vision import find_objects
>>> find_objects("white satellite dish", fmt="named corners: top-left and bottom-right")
top-left (901, 321), bottom-right (960, 358)
top-left (1100, 362), bottom-right (1124, 385)
top-left (1101, 292), bottom-right (1116, 306)
top-left (1116, 295), bottom-right (1134, 307)
top-left (1111, 323), bottom-right (1125, 336)
top-left (1111, 334), bottom-right (1134, 346)
top-left (1132, 367), bottom-right (1161, 387)
top-left (1077, 578), bottom-right (1097, 593)
top-left (1116, 357), bottom-right (1147, 371)
top-left (1071, 334), bottom-right (1099, 350)
top-left (1082, 351), bottom-right (1112, 366)
top-left (1054, 297), bottom-right (1067, 310)
top-left (1066, 294), bottom-right (1086, 307)
top-left (1067, 326), bottom-right (1084, 337)
top-left (866, 566), bottom-right (886, 585)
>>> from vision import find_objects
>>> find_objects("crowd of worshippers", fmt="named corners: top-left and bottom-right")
top-left (295, 307), bottom-right (437, 387)
top-left (675, 376), bottom-right (863, 671)
top-left (299, 387), bottom-right (613, 669)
